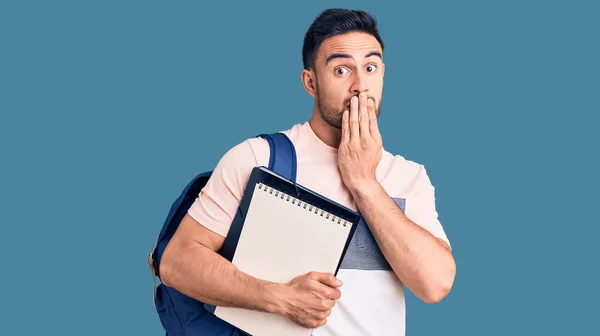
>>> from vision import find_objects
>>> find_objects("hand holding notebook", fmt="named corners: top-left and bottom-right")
top-left (211, 166), bottom-right (360, 336)
top-left (273, 271), bottom-right (343, 329)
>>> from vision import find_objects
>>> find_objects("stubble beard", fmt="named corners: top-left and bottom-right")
top-left (315, 84), bottom-right (382, 130)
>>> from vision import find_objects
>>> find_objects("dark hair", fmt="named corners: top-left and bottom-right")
top-left (302, 8), bottom-right (384, 70)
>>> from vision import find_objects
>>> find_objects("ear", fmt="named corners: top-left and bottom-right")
top-left (301, 69), bottom-right (317, 98)
top-left (382, 62), bottom-right (385, 77)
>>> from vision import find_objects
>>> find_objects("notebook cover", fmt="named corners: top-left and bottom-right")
top-left (205, 166), bottom-right (360, 316)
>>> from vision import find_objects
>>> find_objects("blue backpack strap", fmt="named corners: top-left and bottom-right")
top-left (257, 132), bottom-right (297, 183)
top-left (150, 132), bottom-right (297, 336)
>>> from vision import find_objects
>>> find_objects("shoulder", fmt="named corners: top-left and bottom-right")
top-left (216, 123), bottom-right (304, 171)
top-left (243, 123), bottom-right (306, 167)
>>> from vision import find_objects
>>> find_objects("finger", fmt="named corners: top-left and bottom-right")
top-left (341, 109), bottom-right (349, 144)
top-left (314, 307), bottom-right (333, 319)
top-left (317, 298), bottom-right (336, 311)
top-left (349, 95), bottom-right (359, 143)
top-left (314, 318), bottom-right (328, 328)
top-left (311, 282), bottom-right (341, 300)
top-left (327, 287), bottom-right (342, 300)
top-left (359, 92), bottom-right (370, 140)
top-left (368, 98), bottom-right (381, 142)
top-left (309, 272), bottom-right (343, 287)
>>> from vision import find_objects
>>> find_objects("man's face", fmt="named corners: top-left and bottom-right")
top-left (312, 32), bottom-right (385, 129)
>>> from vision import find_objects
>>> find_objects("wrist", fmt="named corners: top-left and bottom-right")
top-left (348, 179), bottom-right (382, 200)
top-left (258, 281), bottom-right (290, 316)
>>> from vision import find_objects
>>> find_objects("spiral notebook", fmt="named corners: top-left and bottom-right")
top-left (210, 166), bottom-right (360, 336)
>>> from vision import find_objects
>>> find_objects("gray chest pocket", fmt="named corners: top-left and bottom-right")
top-left (340, 197), bottom-right (406, 271)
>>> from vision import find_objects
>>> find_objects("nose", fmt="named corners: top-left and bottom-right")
top-left (350, 72), bottom-right (369, 95)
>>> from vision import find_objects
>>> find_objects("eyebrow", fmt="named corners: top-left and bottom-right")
top-left (325, 51), bottom-right (382, 65)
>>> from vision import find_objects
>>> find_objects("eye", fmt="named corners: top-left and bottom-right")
top-left (334, 67), bottom-right (350, 75)
top-left (366, 64), bottom-right (377, 73)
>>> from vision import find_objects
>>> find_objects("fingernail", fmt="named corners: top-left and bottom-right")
top-left (367, 99), bottom-right (374, 106)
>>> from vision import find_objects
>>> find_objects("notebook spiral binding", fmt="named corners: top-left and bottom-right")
top-left (257, 183), bottom-right (350, 227)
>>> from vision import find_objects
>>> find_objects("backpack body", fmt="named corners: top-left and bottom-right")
top-left (148, 132), bottom-right (298, 336)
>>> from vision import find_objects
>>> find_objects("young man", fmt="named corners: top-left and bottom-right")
top-left (160, 8), bottom-right (456, 335)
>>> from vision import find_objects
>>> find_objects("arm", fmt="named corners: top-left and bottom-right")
top-left (160, 205), bottom-right (343, 329)
top-left (338, 93), bottom-right (456, 304)
top-left (159, 140), bottom-right (343, 328)
top-left (349, 182), bottom-right (455, 304)
top-left (159, 212), bottom-right (284, 313)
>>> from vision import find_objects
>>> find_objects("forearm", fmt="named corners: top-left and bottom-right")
top-left (160, 243), bottom-right (285, 313)
top-left (350, 181), bottom-right (456, 303)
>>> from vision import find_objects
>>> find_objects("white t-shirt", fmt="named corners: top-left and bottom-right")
top-left (188, 121), bottom-right (451, 335)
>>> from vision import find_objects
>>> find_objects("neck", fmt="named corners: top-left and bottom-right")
top-left (309, 111), bottom-right (342, 149)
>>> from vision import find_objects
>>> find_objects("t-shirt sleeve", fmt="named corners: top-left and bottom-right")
top-left (405, 164), bottom-right (451, 249)
top-left (187, 140), bottom-right (260, 237)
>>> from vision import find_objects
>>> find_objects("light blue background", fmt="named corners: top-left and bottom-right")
top-left (1, 1), bottom-right (598, 335)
